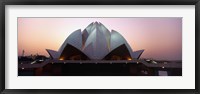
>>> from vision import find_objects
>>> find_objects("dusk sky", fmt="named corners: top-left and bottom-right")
top-left (18, 18), bottom-right (182, 60)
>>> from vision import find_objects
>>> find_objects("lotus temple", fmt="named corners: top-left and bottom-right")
top-left (18, 22), bottom-right (182, 76)
top-left (46, 22), bottom-right (144, 61)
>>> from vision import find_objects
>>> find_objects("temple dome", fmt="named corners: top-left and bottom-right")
top-left (46, 22), bottom-right (144, 60)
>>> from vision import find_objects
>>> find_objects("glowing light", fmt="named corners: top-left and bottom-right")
top-left (146, 59), bottom-right (150, 61)
top-left (31, 60), bottom-right (36, 64)
top-left (162, 66), bottom-right (165, 68)
top-left (152, 61), bottom-right (157, 64)
top-left (127, 58), bottom-right (132, 60)
top-left (137, 62), bottom-right (139, 64)
top-left (59, 58), bottom-right (64, 60)
top-left (22, 68), bottom-right (24, 70)
top-left (39, 59), bottom-right (44, 62)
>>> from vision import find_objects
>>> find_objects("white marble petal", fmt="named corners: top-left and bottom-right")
top-left (46, 49), bottom-right (59, 59)
top-left (58, 29), bottom-right (82, 55)
top-left (132, 50), bottom-right (144, 59)
top-left (110, 30), bottom-right (134, 58)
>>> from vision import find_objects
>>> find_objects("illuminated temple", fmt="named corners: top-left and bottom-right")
top-left (46, 22), bottom-right (144, 60)
top-left (18, 22), bottom-right (182, 76)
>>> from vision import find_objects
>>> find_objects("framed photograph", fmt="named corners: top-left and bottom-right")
top-left (0, 0), bottom-right (199, 94)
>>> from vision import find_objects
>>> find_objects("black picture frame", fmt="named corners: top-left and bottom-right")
top-left (0, 0), bottom-right (199, 94)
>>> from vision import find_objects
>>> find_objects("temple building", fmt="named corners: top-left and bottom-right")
top-left (18, 22), bottom-right (182, 76)
top-left (46, 22), bottom-right (144, 61)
